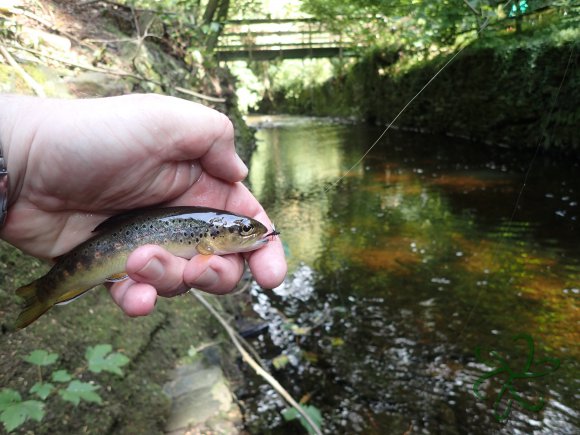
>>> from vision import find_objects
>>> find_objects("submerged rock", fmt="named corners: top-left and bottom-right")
top-left (163, 354), bottom-right (242, 434)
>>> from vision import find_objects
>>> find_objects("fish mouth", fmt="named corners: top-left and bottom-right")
top-left (260, 229), bottom-right (280, 242)
top-left (265, 229), bottom-right (280, 238)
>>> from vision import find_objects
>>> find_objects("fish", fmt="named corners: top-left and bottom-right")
top-left (14, 206), bottom-right (279, 329)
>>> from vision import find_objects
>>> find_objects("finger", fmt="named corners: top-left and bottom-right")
top-left (183, 254), bottom-right (245, 295)
top-left (220, 184), bottom-right (288, 288)
top-left (246, 237), bottom-right (287, 289)
top-left (125, 244), bottom-right (189, 297)
top-left (171, 177), bottom-right (287, 288)
top-left (109, 280), bottom-right (158, 317)
top-left (148, 96), bottom-right (248, 182)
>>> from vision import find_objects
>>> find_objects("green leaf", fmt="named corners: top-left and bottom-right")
top-left (23, 350), bottom-right (58, 366)
top-left (58, 381), bottom-right (102, 406)
top-left (0, 389), bottom-right (21, 412)
top-left (282, 404), bottom-right (323, 435)
top-left (0, 398), bottom-right (44, 433)
top-left (330, 337), bottom-right (345, 347)
top-left (51, 370), bottom-right (73, 383)
top-left (86, 344), bottom-right (129, 376)
top-left (272, 354), bottom-right (290, 370)
top-left (30, 382), bottom-right (55, 400)
top-left (290, 324), bottom-right (311, 336)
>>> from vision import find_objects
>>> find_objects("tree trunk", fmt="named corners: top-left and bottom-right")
top-left (205, 0), bottom-right (230, 52)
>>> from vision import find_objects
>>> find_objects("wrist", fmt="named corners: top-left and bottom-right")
top-left (0, 95), bottom-right (35, 226)
top-left (0, 141), bottom-right (7, 227)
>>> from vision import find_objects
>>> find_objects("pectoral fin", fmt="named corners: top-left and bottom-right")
top-left (196, 241), bottom-right (214, 255)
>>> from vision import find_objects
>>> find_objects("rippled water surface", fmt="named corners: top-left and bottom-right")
top-left (242, 116), bottom-right (579, 434)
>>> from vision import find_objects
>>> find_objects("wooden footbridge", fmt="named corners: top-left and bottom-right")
top-left (215, 18), bottom-right (360, 61)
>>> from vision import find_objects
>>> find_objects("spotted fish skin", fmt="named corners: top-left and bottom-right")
top-left (15, 207), bottom-right (271, 329)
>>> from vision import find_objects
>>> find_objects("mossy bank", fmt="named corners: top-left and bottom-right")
top-left (1, 1), bottom-right (255, 433)
top-left (264, 30), bottom-right (579, 150)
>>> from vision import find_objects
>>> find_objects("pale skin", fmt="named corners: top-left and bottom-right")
top-left (0, 94), bottom-right (287, 317)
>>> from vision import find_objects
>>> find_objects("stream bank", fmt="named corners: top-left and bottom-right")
top-left (261, 30), bottom-right (579, 150)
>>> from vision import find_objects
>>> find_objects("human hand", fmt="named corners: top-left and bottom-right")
top-left (0, 94), bottom-right (286, 316)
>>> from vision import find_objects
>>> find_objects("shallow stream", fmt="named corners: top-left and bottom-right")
top-left (241, 116), bottom-right (578, 434)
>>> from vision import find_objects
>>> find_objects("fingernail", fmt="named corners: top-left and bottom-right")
top-left (137, 257), bottom-right (164, 281)
top-left (192, 267), bottom-right (219, 289)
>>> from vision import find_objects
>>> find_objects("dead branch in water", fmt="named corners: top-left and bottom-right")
top-left (191, 290), bottom-right (323, 435)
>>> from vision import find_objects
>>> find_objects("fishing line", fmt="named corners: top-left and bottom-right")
top-left (456, 42), bottom-right (576, 341)
top-left (320, 0), bottom-right (573, 340)
top-left (323, 2), bottom-right (508, 193)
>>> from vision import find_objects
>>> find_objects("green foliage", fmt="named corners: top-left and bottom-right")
top-left (86, 344), bottom-right (130, 375)
top-left (30, 383), bottom-right (55, 400)
top-left (0, 390), bottom-right (44, 433)
top-left (282, 404), bottom-right (323, 435)
top-left (59, 381), bottom-right (102, 406)
top-left (267, 22), bottom-right (579, 149)
top-left (23, 349), bottom-right (58, 366)
top-left (272, 354), bottom-right (290, 370)
top-left (0, 345), bottom-right (128, 433)
top-left (51, 370), bottom-right (73, 383)
top-left (301, 0), bottom-right (579, 51)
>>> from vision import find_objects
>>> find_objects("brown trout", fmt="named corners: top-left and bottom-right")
top-left (15, 206), bottom-right (278, 329)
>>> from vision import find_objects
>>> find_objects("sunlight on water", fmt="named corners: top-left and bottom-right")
top-left (244, 115), bottom-right (579, 434)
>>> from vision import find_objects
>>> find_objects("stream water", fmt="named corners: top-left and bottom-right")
top-left (240, 115), bottom-right (579, 434)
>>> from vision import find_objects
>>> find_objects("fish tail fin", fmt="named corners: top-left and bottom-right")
top-left (15, 281), bottom-right (51, 329)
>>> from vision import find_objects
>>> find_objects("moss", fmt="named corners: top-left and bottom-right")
top-left (0, 238), bottom-right (233, 434)
top-left (267, 31), bottom-right (579, 149)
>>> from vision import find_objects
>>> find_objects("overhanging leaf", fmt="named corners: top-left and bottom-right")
top-left (86, 344), bottom-right (129, 376)
top-left (58, 381), bottom-right (102, 406)
top-left (23, 350), bottom-right (58, 366)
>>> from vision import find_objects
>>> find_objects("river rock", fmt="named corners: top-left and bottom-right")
top-left (163, 356), bottom-right (242, 434)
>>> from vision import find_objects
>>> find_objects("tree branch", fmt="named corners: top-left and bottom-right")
top-left (0, 42), bottom-right (46, 97)
top-left (191, 290), bottom-right (322, 435)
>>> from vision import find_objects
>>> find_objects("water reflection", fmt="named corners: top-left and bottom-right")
top-left (243, 115), bottom-right (579, 434)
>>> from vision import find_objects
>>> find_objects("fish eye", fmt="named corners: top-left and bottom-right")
top-left (240, 223), bottom-right (254, 235)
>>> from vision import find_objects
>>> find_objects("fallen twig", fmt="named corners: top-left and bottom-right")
top-left (0, 41), bottom-right (46, 96)
top-left (191, 290), bottom-right (323, 435)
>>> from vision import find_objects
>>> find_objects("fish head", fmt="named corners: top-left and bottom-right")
top-left (209, 215), bottom-right (276, 255)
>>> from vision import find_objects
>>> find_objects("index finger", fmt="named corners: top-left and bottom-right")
top-left (142, 95), bottom-right (248, 182)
